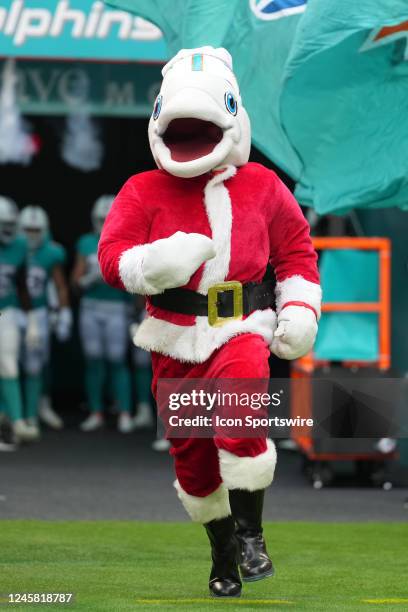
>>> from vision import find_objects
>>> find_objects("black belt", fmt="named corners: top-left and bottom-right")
top-left (150, 280), bottom-right (274, 325)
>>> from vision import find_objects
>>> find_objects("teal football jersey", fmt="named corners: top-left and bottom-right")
top-left (76, 233), bottom-right (130, 302)
top-left (27, 240), bottom-right (66, 308)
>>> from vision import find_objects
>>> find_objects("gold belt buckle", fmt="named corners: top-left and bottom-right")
top-left (208, 281), bottom-right (243, 327)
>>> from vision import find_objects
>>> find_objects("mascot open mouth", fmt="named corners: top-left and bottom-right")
top-left (163, 118), bottom-right (223, 162)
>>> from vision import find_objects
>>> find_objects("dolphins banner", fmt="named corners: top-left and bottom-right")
top-left (0, 0), bottom-right (167, 61)
top-left (106, 0), bottom-right (408, 214)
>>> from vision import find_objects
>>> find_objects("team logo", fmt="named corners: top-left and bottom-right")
top-left (360, 20), bottom-right (408, 62)
top-left (250, 0), bottom-right (308, 21)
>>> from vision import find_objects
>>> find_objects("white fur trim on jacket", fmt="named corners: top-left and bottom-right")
top-left (275, 275), bottom-right (322, 320)
top-left (218, 439), bottom-right (277, 491)
top-left (174, 480), bottom-right (231, 523)
top-left (134, 308), bottom-right (276, 364)
top-left (198, 165), bottom-right (236, 293)
top-left (119, 244), bottom-right (160, 295)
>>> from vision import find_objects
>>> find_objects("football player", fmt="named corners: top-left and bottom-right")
top-left (72, 195), bottom-right (133, 433)
top-left (0, 196), bottom-right (40, 442)
top-left (18, 206), bottom-right (72, 433)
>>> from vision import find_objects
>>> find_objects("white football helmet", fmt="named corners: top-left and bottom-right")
top-left (0, 196), bottom-right (19, 245)
top-left (19, 206), bottom-right (49, 250)
top-left (92, 195), bottom-right (115, 234)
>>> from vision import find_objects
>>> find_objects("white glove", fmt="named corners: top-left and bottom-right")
top-left (142, 231), bottom-right (216, 292)
top-left (25, 310), bottom-right (41, 350)
top-left (55, 307), bottom-right (73, 342)
top-left (270, 305), bottom-right (318, 360)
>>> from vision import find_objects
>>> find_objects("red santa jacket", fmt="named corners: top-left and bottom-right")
top-left (98, 162), bottom-right (320, 363)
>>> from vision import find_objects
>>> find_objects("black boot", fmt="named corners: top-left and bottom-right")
top-left (229, 489), bottom-right (274, 582)
top-left (204, 516), bottom-right (242, 597)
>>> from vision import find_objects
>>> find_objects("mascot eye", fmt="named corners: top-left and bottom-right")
top-left (153, 95), bottom-right (162, 120)
top-left (224, 92), bottom-right (237, 116)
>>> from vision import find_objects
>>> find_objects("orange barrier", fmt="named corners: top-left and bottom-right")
top-left (295, 236), bottom-right (391, 372)
top-left (290, 237), bottom-right (393, 469)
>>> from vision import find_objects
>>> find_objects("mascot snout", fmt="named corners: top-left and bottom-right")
top-left (148, 46), bottom-right (251, 178)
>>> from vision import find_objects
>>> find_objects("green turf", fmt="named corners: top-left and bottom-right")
top-left (1, 521), bottom-right (407, 611)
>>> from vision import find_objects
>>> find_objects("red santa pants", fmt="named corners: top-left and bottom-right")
top-left (151, 333), bottom-right (276, 503)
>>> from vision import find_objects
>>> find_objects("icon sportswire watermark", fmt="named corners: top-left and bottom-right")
top-left (156, 377), bottom-right (406, 439)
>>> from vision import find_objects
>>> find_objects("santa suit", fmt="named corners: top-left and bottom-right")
top-left (99, 160), bottom-right (320, 512)
top-left (98, 46), bottom-right (321, 596)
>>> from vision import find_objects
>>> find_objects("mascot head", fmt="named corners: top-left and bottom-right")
top-left (148, 46), bottom-right (251, 178)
